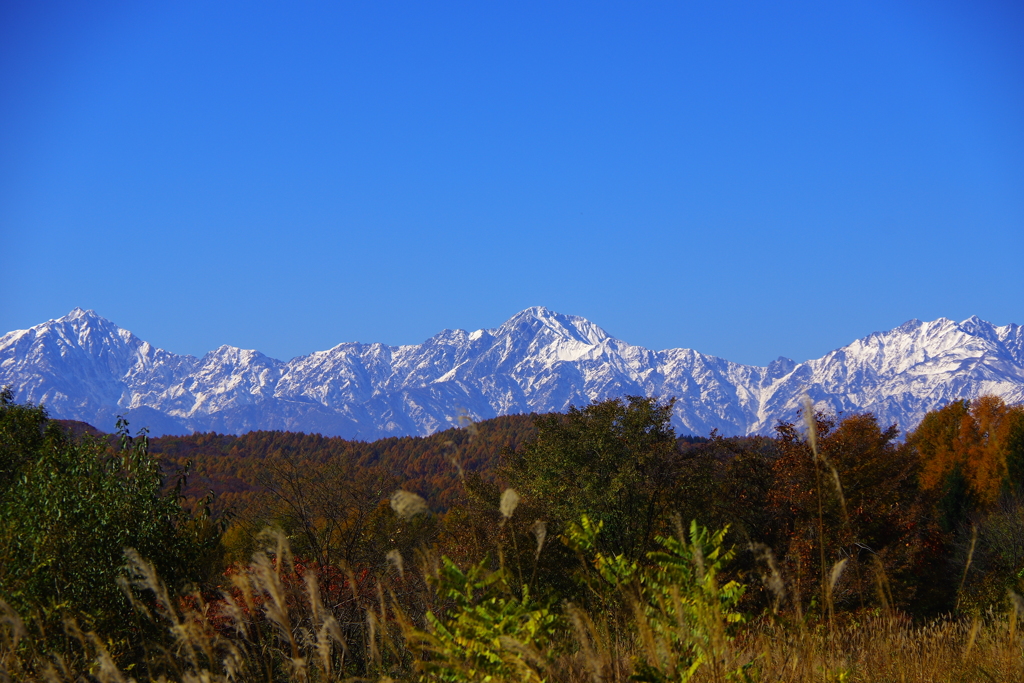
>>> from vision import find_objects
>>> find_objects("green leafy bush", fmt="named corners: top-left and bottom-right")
top-left (0, 389), bottom-right (221, 653)
top-left (565, 514), bottom-right (748, 682)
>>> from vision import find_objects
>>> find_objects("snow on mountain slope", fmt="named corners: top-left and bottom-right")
top-left (0, 308), bottom-right (197, 430)
top-left (1, 307), bottom-right (1022, 439)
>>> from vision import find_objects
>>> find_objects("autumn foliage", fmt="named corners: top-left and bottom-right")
top-left (912, 396), bottom-right (1024, 506)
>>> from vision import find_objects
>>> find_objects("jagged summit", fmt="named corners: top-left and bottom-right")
top-left (495, 306), bottom-right (612, 343)
top-left (54, 307), bottom-right (114, 330)
top-left (1, 308), bottom-right (1022, 439)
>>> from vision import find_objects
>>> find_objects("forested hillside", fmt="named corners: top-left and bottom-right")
top-left (145, 414), bottom-right (707, 511)
top-left (146, 413), bottom-right (540, 513)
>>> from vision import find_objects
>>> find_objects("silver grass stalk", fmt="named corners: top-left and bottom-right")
top-left (391, 490), bottom-right (429, 519)
top-left (387, 548), bottom-right (405, 577)
top-left (531, 520), bottom-right (548, 559)
top-left (500, 488), bottom-right (521, 520)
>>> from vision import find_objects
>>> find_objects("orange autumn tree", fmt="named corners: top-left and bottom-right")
top-left (911, 396), bottom-right (1024, 507)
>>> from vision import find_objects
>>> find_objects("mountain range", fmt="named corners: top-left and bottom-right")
top-left (2, 307), bottom-right (1023, 439)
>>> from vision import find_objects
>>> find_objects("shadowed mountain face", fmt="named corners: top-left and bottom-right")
top-left (2, 307), bottom-right (1023, 438)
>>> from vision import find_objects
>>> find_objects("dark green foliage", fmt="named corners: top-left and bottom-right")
top-left (937, 462), bottom-right (977, 533)
top-left (0, 386), bottom-right (50, 500)
top-left (676, 434), bottom-right (780, 542)
top-left (0, 393), bottom-right (221, 647)
top-left (1004, 413), bottom-right (1024, 495)
top-left (501, 396), bottom-right (684, 560)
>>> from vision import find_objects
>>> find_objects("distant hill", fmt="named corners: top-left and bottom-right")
top-left (148, 413), bottom-right (541, 512)
top-left (54, 419), bottom-right (107, 440)
top-left (56, 412), bottom-right (707, 514)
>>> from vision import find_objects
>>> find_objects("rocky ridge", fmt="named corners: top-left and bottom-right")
top-left (2, 307), bottom-right (1022, 438)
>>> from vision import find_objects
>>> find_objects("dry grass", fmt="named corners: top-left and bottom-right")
top-left (735, 610), bottom-right (1024, 682)
top-left (538, 599), bottom-right (1024, 683)
top-left (3, 536), bottom-right (1024, 682)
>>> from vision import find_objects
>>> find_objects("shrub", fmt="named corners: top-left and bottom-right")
top-left (0, 390), bottom-right (221, 658)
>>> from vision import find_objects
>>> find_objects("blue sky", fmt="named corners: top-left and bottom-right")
top-left (2, 1), bottom-right (1022, 366)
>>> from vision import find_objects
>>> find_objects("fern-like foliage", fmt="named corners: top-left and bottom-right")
top-left (407, 556), bottom-right (558, 682)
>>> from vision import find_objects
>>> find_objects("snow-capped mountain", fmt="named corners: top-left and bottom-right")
top-left (2, 307), bottom-right (1022, 439)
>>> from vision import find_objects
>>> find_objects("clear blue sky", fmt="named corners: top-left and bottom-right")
top-left (2, 1), bottom-right (1022, 366)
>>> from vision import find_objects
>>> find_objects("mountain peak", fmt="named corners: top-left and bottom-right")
top-left (60, 307), bottom-right (103, 323)
top-left (894, 318), bottom-right (923, 333)
top-left (498, 307), bottom-right (613, 345)
top-left (958, 315), bottom-right (998, 341)
top-left (48, 309), bottom-right (125, 339)
top-left (64, 307), bottom-right (100, 321)
top-left (511, 306), bottom-right (560, 322)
